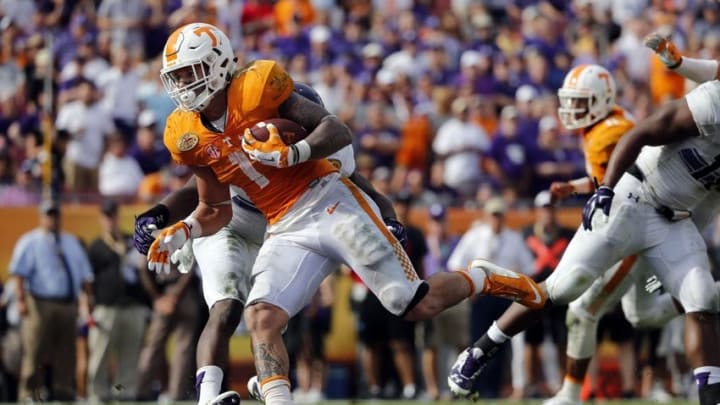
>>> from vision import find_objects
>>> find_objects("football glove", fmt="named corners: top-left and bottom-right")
top-left (134, 204), bottom-right (169, 255)
top-left (643, 32), bottom-right (682, 68)
top-left (242, 124), bottom-right (299, 168)
top-left (582, 186), bottom-right (614, 231)
top-left (384, 217), bottom-right (408, 248)
top-left (147, 220), bottom-right (199, 274)
top-left (170, 240), bottom-right (196, 274)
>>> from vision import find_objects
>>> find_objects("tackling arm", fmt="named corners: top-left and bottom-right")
top-left (348, 170), bottom-right (398, 221)
top-left (602, 99), bottom-right (699, 188)
top-left (159, 176), bottom-right (200, 224)
top-left (190, 165), bottom-right (233, 236)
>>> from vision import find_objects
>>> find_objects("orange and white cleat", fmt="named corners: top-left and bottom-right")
top-left (469, 259), bottom-right (547, 309)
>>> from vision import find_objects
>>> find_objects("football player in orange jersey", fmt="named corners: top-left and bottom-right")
top-left (148, 23), bottom-right (546, 405)
top-left (133, 82), bottom-right (401, 405)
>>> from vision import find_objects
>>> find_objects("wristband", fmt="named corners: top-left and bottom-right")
top-left (182, 216), bottom-right (203, 239)
top-left (292, 139), bottom-right (312, 165)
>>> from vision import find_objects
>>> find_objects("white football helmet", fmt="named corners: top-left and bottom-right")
top-left (557, 64), bottom-right (616, 130)
top-left (160, 23), bottom-right (237, 112)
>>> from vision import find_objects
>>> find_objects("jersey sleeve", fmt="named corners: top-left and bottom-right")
top-left (685, 80), bottom-right (720, 141)
top-left (163, 111), bottom-right (206, 166)
top-left (237, 60), bottom-right (294, 113)
top-left (585, 122), bottom-right (631, 182)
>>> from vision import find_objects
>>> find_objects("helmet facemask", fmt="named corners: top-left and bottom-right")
top-left (558, 88), bottom-right (604, 130)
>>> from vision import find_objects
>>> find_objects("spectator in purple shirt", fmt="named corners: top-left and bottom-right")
top-left (128, 110), bottom-right (170, 175)
top-left (453, 50), bottom-right (498, 96)
top-left (355, 102), bottom-right (401, 169)
top-left (485, 105), bottom-right (535, 197)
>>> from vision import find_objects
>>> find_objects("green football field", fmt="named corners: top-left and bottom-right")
top-left (24, 400), bottom-right (692, 405)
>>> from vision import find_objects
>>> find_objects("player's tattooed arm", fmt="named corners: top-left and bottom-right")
top-left (278, 92), bottom-right (352, 159)
top-left (252, 342), bottom-right (290, 381)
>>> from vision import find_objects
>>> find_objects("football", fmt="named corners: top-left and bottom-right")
top-left (248, 118), bottom-right (308, 145)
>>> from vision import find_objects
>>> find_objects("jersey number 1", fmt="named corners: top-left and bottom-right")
top-left (228, 151), bottom-right (270, 188)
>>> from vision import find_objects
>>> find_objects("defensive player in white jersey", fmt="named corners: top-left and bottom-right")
top-left (145, 23), bottom-right (546, 405)
top-left (449, 75), bottom-right (720, 405)
top-left (541, 63), bottom-right (685, 405)
top-left (544, 35), bottom-right (720, 405)
top-left (133, 83), bottom-right (405, 405)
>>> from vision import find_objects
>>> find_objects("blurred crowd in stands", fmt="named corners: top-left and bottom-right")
top-left (0, 0), bottom-right (718, 209)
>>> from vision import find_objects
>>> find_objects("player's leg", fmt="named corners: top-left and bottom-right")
top-left (244, 235), bottom-right (339, 405)
top-left (333, 176), bottom-right (545, 319)
top-left (545, 256), bottom-right (640, 404)
top-left (643, 219), bottom-right (720, 405)
top-left (620, 262), bottom-right (682, 330)
top-left (192, 227), bottom-right (258, 405)
top-left (449, 222), bottom-right (637, 397)
top-left (449, 181), bottom-right (660, 398)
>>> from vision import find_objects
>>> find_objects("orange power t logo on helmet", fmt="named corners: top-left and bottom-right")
top-left (193, 26), bottom-right (218, 47)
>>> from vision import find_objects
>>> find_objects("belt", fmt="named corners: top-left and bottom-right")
top-left (627, 163), bottom-right (645, 182)
top-left (231, 195), bottom-right (262, 214)
top-left (626, 164), bottom-right (692, 221)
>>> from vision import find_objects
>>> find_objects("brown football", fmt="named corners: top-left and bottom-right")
top-left (248, 118), bottom-right (308, 145)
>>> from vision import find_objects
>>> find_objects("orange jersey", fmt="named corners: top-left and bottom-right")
top-left (580, 107), bottom-right (635, 183)
top-left (164, 60), bottom-right (337, 224)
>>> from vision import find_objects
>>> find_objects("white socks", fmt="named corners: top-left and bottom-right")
top-left (487, 321), bottom-right (510, 344)
top-left (196, 365), bottom-right (223, 405)
top-left (556, 377), bottom-right (582, 401)
top-left (262, 378), bottom-right (293, 405)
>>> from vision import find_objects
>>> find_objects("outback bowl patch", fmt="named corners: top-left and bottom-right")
top-left (177, 133), bottom-right (199, 152)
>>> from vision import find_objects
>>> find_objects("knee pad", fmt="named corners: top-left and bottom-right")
top-left (377, 281), bottom-right (419, 317)
top-left (566, 308), bottom-right (599, 359)
top-left (623, 292), bottom-right (681, 330)
top-left (546, 264), bottom-right (597, 306)
top-left (676, 267), bottom-right (720, 314)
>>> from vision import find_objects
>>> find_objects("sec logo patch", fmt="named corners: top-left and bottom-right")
top-left (177, 133), bottom-right (199, 152)
top-left (205, 144), bottom-right (221, 159)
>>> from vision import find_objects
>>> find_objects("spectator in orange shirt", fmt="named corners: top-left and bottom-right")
top-left (274, 0), bottom-right (316, 36)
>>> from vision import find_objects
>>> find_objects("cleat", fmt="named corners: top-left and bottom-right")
top-left (209, 391), bottom-right (241, 405)
top-left (447, 347), bottom-right (487, 398)
top-left (470, 259), bottom-right (547, 309)
top-left (541, 396), bottom-right (580, 405)
top-left (247, 376), bottom-right (263, 402)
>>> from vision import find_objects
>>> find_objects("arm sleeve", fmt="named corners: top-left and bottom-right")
top-left (685, 81), bottom-right (720, 140)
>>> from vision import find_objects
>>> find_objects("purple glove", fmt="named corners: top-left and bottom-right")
top-left (134, 204), bottom-right (170, 255)
top-left (582, 186), bottom-right (614, 231)
top-left (384, 217), bottom-right (408, 248)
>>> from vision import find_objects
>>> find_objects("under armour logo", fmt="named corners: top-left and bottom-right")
top-left (627, 192), bottom-right (639, 203)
